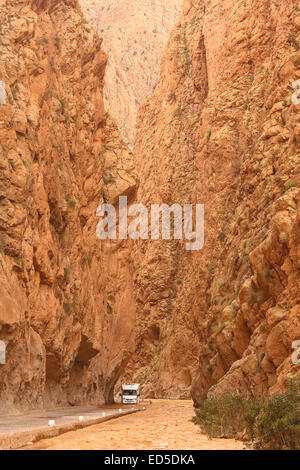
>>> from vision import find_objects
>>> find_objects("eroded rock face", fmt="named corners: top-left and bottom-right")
top-left (80, 0), bottom-right (183, 146)
top-left (1, 0), bottom-right (299, 411)
top-left (125, 0), bottom-right (300, 400)
top-left (0, 0), bottom-right (137, 413)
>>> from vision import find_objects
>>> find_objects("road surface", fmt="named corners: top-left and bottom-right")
top-left (23, 399), bottom-right (245, 450)
top-left (0, 405), bottom-right (136, 436)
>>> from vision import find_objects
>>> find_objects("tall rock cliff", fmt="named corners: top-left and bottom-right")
top-left (79, 0), bottom-right (183, 146)
top-left (1, 0), bottom-right (299, 412)
top-left (127, 0), bottom-right (300, 400)
top-left (0, 0), bottom-right (137, 413)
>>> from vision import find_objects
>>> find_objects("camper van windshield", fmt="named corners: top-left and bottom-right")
top-left (123, 390), bottom-right (137, 396)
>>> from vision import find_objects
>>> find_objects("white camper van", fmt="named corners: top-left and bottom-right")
top-left (121, 384), bottom-right (140, 405)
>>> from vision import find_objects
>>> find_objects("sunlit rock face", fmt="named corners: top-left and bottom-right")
top-left (80, 0), bottom-right (183, 146)
top-left (0, 0), bottom-right (137, 414)
top-left (122, 0), bottom-right (300, 400)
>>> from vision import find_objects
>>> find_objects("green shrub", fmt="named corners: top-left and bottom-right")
top-left (255, 378), bottom-right (300, 449)
top-left (285, 182), bottom-right (296, 191)
top-left (263, 267), bottom-right (271, 280)
top-left (244, 399), bottom-right (262, 441)
top-left (288, 33), bottom-right (300, 50)
top-left (63, 302), bottom-right (74, 314)
top-left (193, 378), bottom-right (300, 449)
top-left (193, 393), bottom-right (260, 438)
top-left (63, 267), bottom-right (70, 280)
top-left (107, 302), bottom-right (112, 314)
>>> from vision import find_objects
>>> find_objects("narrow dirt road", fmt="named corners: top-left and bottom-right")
top-left (24, 400), bottom-right (245, 450)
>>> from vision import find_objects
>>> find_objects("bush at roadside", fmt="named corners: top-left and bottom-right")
top-left (193, 377), bottom-right (300, 450)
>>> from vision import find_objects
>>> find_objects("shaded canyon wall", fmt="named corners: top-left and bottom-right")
top-left (0, 0), bottom-right (137, 413)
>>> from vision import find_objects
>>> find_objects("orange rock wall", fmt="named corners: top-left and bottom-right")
top-left (1, 0), bottom-right (300, 411)
top-left (80, 0), bottom-right (183, 146)
top-left (126, 0), bottom-right (300, 401)
top-left (0, 0), bottom-right (137, 413)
